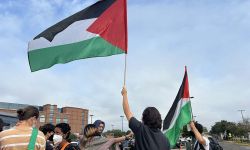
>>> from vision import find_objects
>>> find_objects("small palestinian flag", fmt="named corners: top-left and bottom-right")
top-left (28, 0), bottom-right (127, 72)
top-left (163, 67), bottom-right (192, 148)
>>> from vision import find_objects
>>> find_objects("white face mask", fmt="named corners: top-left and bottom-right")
top-left (53, 134), bottom-right (63, 145)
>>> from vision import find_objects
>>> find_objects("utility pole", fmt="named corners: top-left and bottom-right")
top-left (238, 110), bottom-right (245, 123)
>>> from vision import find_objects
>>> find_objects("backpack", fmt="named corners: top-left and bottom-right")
top-left (198, 137), bottom-right (223, 150)
top-left (207, 137), bottom-right (223, 150)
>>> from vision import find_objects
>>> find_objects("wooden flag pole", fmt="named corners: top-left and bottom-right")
top-left (123, 54), bottom-right (127, 86)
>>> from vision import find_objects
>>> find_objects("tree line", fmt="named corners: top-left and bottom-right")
top-left (210, 120), bottom-right (250, 138)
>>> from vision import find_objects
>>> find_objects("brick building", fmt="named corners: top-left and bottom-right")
top-left (0, 102), bottom-right (88, 133)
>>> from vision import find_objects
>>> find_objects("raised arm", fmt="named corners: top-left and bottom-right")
top-left (190, 121), bottom-right (206, 145)
top-left (121, 86), bottom-right (133, 121)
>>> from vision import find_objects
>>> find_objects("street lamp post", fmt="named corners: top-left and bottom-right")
top-left (90, 114), bottom-right (94, 124)
top-left (120, 115), bottom-right (124, 132)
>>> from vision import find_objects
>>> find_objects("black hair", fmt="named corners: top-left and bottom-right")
top-left (142, 107), bottom-right (162, 129)
top-left (190, 122), bottom-right (204, 137)
top-left (0, 118), bottom-right (3, 132)
top-left (55, 122), bottom-right (72, 142)
top-left (195, 122), bottom-right (203, 133)
top-left (55, 123), bottom-right (71, 134)
top-left (17, 106), bottom-right (39, 121)
top-left (39, 123), bottom-right (55, 135)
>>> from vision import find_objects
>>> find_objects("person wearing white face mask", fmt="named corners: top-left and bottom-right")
top-left (0, 106), bottom-right (46, 150)
top-left (53, 134), bottom-right (63, 147)
top-left (54, 123), bottom-right (80, 150)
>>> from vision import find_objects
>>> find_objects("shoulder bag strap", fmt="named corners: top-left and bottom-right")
top-left (61, 142), bottom-right (70, 150)
top-left (28, 128), bottom-right (39, 150)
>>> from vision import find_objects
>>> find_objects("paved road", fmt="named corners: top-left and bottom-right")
top-left (172, 141), bottom-right (250, 150)
top-left (220, 141), bottom-right (250, 150)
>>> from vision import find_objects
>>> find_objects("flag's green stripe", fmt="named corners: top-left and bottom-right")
top-left (28, 37), bottom-right (124, 72)
top-left (164, 102), bottom-right (192, 148)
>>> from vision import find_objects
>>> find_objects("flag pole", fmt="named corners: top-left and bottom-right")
top-left (185, 66), bottom-right (194, 120)
top-left (123, 53), bottom-right (127, 86)
top-left (123, 0), bottom-right (128, 87)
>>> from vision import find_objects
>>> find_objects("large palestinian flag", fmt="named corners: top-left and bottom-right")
top-left (163, 67), bottom-right (192, 148)
top-left (28, 0), bottom-right (127, 72)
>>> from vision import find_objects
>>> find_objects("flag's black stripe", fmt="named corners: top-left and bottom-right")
top-left (163, 72), bottom-right (187, 130)
top-left (34, 0), bottom-right (115, 42)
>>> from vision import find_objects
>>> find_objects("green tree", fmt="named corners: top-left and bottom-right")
top-left (210, 120), bottom-right (249, 138)
top-left (103, 129), bottom-right (126, 137)
top-left (210, 120), bottom-right (236, 135)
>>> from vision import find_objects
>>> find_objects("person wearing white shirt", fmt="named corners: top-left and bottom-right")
top-left (190, 121), bottom-right (210, 150)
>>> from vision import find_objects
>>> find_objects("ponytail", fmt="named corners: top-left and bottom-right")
top-left (17, 106), bottom-right (39, 121)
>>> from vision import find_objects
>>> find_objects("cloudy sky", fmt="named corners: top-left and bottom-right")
top-left (0, 0), bottom-right (250, 131)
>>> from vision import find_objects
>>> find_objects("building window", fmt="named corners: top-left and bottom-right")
top-left (49, 114), bottom-right (54, 121)
top-left (56, 119), bottom-right (61, 123)
top-left (63, 117), bottom-right (68, 123)
top-left (40, 115), bottom-right (45, 123)
top-left (49, 117), bottom-right (53, 123)
top-left (50, 105), bottom-right (54, 112)
top-left (56, 115), bottom-right (61, 124)
top-left (58, 108), bottom-right (62, 113)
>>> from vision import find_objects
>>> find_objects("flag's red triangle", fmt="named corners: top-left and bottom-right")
top-left (87, 0), bottom-right (128, 53)
top-left (183, 66), bottom-right (190, 98)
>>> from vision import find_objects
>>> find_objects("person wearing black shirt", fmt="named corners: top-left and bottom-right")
top-left (121, 87), bottom-right (170, 150)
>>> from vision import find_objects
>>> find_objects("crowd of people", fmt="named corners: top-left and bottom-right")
top-left (0, 87), bottom-right (212, 150)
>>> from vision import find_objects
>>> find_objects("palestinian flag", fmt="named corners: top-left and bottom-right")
top-left (28, 0), bottom-right (127, 72)
top-left (163, 67), bottom-right (192, 148)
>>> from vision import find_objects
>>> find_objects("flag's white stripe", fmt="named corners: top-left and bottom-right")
top-left (28, 18), bottom-right (98, 51)
top-left (0, 143), bottom-right (45, 149)
top-left (163, 98), bottom-right (189, 132)
top-left (0, 134), bottom-right (45, 142)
